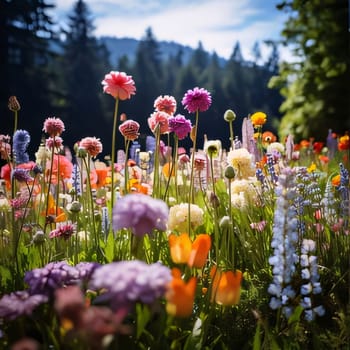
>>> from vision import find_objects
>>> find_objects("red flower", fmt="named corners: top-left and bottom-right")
top-left (101, 71), bottom-right (136, 100)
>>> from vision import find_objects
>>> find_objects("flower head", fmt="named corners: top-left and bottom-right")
top-left (119, 120), bottom-right (140, 141)
top-left (102, 71), bottom-right (136, 100)
top-left (224, 109), bottom-right (236, 122)
top-left (165, 268), bottom-right (196, 317)
top-left (226, 148), bottom-right (256, 179)
top-left (250, 112), bottom-right (267, 128)
top-left (46, 136), bottom-right (63, 150)
top-left (182, 87), bottom-right (212, 113)
top-left (43, 117), bottom-right (65, 137)
top-left (0, 134), bottom-right (11, 160)
top-left (49, 223), bottom-right (75, 240)
top-left (148, 111), bottom-right (170, 134)
top-left (79, 137), bottom-right (103, 158)
top-left (168, 114), bottom-right (192, 140)
top-left (112, 193), bottom-right (169, 237)
top-left (154, 95), bottom-right (177, 115)
top-left (13, 129), bottom-right (30, 164)
top-left (8, 95), bottom-right (21, 112)
top-left (12, 167), bottom-right (33, 183)
top-left (168, 203), bottom-right (204, 232)
top-left (89, 260), bottom-right (172, 310)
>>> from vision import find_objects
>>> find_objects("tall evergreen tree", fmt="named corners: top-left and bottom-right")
top-left (0, 0), bottom-right (57, 150)
top-left (59, 0), bottom-right (111, 152)
top-left (270, 0), bottom-right (350, 140)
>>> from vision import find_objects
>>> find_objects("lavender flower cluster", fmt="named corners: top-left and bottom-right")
top-left (89, 260), bottom-right (172, 311)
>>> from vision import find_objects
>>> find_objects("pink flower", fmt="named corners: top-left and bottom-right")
top-left (168, 114), bottom-right (192, 140)
top-left (49, 223), bottom-right (75, 240)
top-left (148, 111), bottom-right (169, 134)
top-left (79, 137), bottom-right (103, 158)
top-left (101, 71), bottom-right (136, 100)
top-left (46, 136), bottom-right (63, 149)
top-left (154, 95), bottom-right (177, 115)
top-left (119, 120), bottom-right (140, 141)
top-left (43, 117), bottom-right (65, 137)
top-left (182, 87), bottom-right (212, 113)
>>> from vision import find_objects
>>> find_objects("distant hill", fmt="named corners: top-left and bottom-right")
top-left (99, 36), bottom-right (227, 66)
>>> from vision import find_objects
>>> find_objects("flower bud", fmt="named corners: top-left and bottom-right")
top-left (224, 109), bottom-right (236, 122)
top-left (8, 96), bottom-right (21, 112)
top-left (224, 165), bottom-right (235, 180)
top-left (68, 201), bottom-right (82, 213)
top-left (32, 230), bottom-right (45, 244)
top-left (219, 216), bottom-right (231, 229)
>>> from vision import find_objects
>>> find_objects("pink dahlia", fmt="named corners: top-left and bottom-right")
top-left (154, 95), bottom-right (177, 115)
top-left (182, 87), bottom-right (212, 113)
top-left (43, 117), bottom-right (65, 137)
top-left (168, 114), bottom-right (192, 140)
top-left (79, 137), bottom-right (103, 158)
top-left (101, 71), bottom-right (136, 100)
top-left (148, 111), bottom-right (169, 134)
top-left (119, 120), bottom-right (140, 141)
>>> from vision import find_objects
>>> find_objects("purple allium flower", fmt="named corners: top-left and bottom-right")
top-left (181, 87), bottom-right (212, 113)
top-left (89, 260), bottom-right (172, 310)
top-left (24, 261), bottom-right (80, 296)
top-left (168, 114), bottom-right (192, 140)
top-left (12, 168), bottom-right (33, 183)
top-left (13, 129), bottom-right (30, 164)
top-left (49, 223), bottom-right (75, 240)
top-left (112, 194), bottom-right (169, 237)
top-left (0, 291), bottom-right (48, 320)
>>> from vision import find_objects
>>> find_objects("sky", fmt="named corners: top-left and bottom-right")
top-left (51, 0), bottom-right (291, 61)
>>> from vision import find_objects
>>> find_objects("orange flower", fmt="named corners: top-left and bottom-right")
top-left (168, 233), bottom-right (211, 268)
top-left (262, 131), bottom-right (277, 146)
top-left (250, 112), bottom-right (267, 128)
top-left (162, 162), bottom-right (175, 178)
top-left (168, 233), bottom-right (192, 264)
top-left (210, 266), bottom-right (242, 306)
top-left (95, 168), bottom-right (108, 188)
top-left (299, 140), bottom-right (310, 148)
top-left (338, 134), bottom-right (350, 151)
top-left (331, 174), bottom-right (341, 187)
top-left (188, 234), bottom-right (211, 268)
top-left (319, 155), bottom-right (329, 164)
top-left (46, 155), bottom-right (73, 185)
top-left (165, 268), bottom-right (196, 317)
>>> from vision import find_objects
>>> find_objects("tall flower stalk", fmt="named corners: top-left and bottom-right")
top-left (181, 87), bottom-right (212, 233)
top-left (102, 71), bottom-right (136, 213)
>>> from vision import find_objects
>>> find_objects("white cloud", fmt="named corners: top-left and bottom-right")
top-left (54, 0), bottom-right (290, 60)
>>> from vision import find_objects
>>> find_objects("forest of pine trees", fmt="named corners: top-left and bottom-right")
top-left (1, 0), bottom-right (348, 158)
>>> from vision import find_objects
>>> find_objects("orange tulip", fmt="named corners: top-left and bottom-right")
top-left (331, 174), bottom-right (341, 187)
top-left (210, 266), bottom-right (242, 306)
top-left (165, 268), bottom-right (196, 317)
top-left (187, 234), bottom-right (211, 268)
top-left (168, 233), bottom-right (192, 264)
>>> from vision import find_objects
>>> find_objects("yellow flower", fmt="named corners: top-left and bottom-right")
top-left (307, 162), bottom-right (317, 173)
top-left (250, 112), bottom-right (267, 128)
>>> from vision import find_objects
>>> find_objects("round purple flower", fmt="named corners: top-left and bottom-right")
top-left (24, 261), bottom-right (80, 296)
top-left (168, 114), bottom-right (192, 140)
top-left (0, 291), bottom-right (48, 320)
top-left (12, 168), bottom-right (33, 183)
top-left (75, 262), bottom-right (101, 281)
top-left (89, 260), bottom-right (172, 310)
top-left (181, 87), bottom-right (212, 113)
top-left (112, 194), bottom-right (169, 237)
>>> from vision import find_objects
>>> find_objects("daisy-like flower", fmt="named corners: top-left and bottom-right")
top-left (101, 71), bottom-right (136, 100)
top-left (250, 112), bottom-right (267, 128)
top-left (119, 120), bottom-right (140, 141)
top-left (49, 223), bottom-right (75, 240)
top-left (168, 114), bottom-right (192, 140)
top-left (154, 95), bottom-right (177, 115)
top-left (148, 111), bottom-right (170, 134)
top-left (79, 137), bottom-right (103, 158)
top-left (112, 193), bottom-right (169, 237)
top-left (182, 87), bottom-right (212, 113)
top-left (43, 117), bottom-right (65, 137)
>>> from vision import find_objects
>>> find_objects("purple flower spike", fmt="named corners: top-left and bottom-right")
top-left (89, 260), bottom-right (172, 310)
top-left (112, 194), bottom-right (169, 237)
top-left (181, 87), bottom-right (212, 113)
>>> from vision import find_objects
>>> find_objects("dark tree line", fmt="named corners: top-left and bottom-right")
top-left (1, 0), bottom-right (285, 159)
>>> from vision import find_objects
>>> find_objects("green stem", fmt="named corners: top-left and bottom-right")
top-left (44, 143), bottom-right (56, 233)
top-left (229, 120), bottom-right (234, 150)
top-left (188, 111), bottom-right (199, 234)
top-left (124, 139), bottom-right (130, 194)
top-left (153, 124), bottom-right (161, 198)
top-left (110, 98), bottom-right (119, 215)
top-left (13, 110), bottom-right (18, 136)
